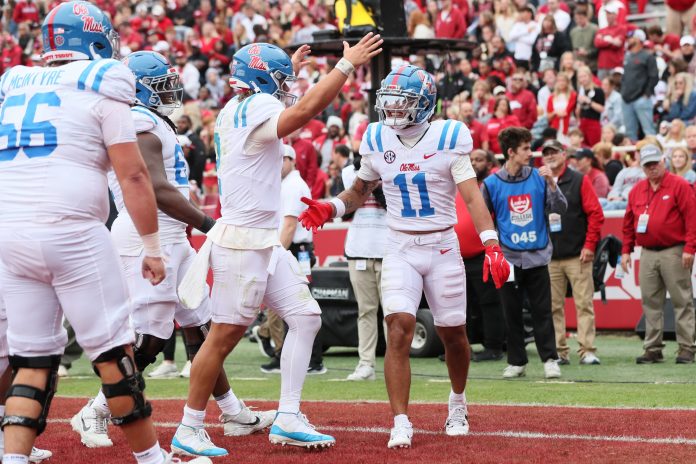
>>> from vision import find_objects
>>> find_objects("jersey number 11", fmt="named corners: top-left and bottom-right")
top-left (394, 172), bottom-right (435, 218)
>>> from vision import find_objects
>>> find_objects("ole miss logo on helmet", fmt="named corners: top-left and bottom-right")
top-left (72, 2), bottom-right (104, 33)
top-left (508, 194), bottom-right (533, 227)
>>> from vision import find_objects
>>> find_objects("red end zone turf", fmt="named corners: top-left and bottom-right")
top-left (42, 398), bottom-right (696, 464)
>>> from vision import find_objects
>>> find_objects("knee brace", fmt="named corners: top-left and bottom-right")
top-left (93, 346), bottom-right (152, 426)
top-left (181, 322), bottom-right (210, 361)
top-left (0, 355), bottom-right (60, 436)
top-left (133, 333), bottom-right (169, 372)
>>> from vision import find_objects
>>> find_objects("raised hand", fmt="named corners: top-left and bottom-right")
top-left (298, 196), bottom-right (334, 232)
top-left (292, 44), bottom-right (311, 76)
top-left (342, 32), bottom-right (383, 68)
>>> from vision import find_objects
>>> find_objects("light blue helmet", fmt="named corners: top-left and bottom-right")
top-left (123, 51), bottom-right (183, 116)
top-left (42, 1), bottom-right (119, 64)
top-left (228, 43), bottom-right (297, 106)
top-left (376, 64), bottom-right (437, 128)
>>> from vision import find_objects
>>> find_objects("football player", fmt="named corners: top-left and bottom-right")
top-left (172, 35), bottom-right (382, 455)
top-left (299, 65), bottom-right (511, 448)
top-left (70, 51), bottom-right (274, 455)
top-left (0, 2), bottom-right (208, 463)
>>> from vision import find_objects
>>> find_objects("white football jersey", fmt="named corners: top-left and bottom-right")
top-left (358, 120), bottom-right (475, 232)
top-left (0, 59), bottom-right (135, 225)
top-left (215, 93), bottom-right (285, 229)
top-left (109, 106), bottom-right (190, 255)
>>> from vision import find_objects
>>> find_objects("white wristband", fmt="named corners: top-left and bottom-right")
top-left (479, 230), bottom-right (499, 245)
top-left (330, 198), bottom-right (346, 218)
top-left (141, 232), bottom-right (163, 258)
top-left (335, 57), bottom-right (355, 77)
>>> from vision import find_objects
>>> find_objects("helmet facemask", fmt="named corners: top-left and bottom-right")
top-left (376, 89), bottom-right (425, 129)
top-left (141, 73), bottom-right (184, 116)
top-left (270, 69), bottom-right (298, 107)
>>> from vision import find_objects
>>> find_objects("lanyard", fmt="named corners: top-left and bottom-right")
top-left (644, 183), bottom-right (661, 214)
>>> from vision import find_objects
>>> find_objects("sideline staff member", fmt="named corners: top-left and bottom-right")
top-left (621, 143), bottom-right (696, 364)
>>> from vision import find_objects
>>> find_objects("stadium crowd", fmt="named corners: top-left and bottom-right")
top-left (3, 0), bottom-right (696, 207)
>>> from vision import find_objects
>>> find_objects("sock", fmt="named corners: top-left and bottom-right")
top-left (3, 455), bottom-right (29, 463)
top-left (181, 405), bottom-right (206, 428)
top-left (394, 414), bottom-right (410, 428)
top-left (133, 442), bottom-right (164, 464)
top-left (214, 390), bottom-right (242, 416)
top-left (0, 405), bottom-right (5, 452)
top-left (449, 390), bottom-right (467, 412)
top-left (92, 390), bottom-right (111, 416)
top-left (278, 313), bottom-right (320, 414)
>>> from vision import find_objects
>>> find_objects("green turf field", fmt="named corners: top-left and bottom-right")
top-left (57, 334), bottom-right (696, 408)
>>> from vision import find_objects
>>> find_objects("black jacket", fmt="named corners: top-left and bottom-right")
top-left (551, 168), bottom-right (587, 259)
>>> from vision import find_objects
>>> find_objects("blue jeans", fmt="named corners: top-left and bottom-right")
top-left (622, 96), bottom-right (655, 142)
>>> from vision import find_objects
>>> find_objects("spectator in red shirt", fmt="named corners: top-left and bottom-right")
top-left (486, 96), bottom-right (522, 154)
top-left (12, 0), bottom-right (40, 25)
top-left (594, 4), bottom-right (627, 79)
top-left (288, 129), bottom-right (318, 190)
top-left (621, 143), bottom-right (696, 364)
top-left (572, 148), bottom-right (611, 199)
top-left (435, 0), bottom-right (467, 39)
top-left (646, 24), bottom-right (682, 61)
top-left (506, 71), bottom-right (537, 130)
top-left (461, 101), bottom-right (489, 151)
top-left (152, 4), bottom-right (175, 38)
top-left (314, 116), bottom-right (349, 171)
top-left (547, 73), bottom-right (577, 138)
top-left (1, 35), bottom-right (23, 75)
top-left (119, 22), bottom-right (144, 52)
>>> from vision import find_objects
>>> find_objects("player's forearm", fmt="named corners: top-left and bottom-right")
top-left (278, 69), bottom-right (347, 138)
top-left (122, 171), bottom-right (159, 237)
top-left (334, 179), bottom-right (378, 216)
top-left (155, 183), bottom-right (209, 231)
top-left (279, 225), bottom-right (295, 249)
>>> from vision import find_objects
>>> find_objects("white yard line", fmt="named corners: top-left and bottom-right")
top-left (46, 418), bottom-right (696, 446)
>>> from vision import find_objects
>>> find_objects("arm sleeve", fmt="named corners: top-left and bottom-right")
top-left (96, 99), bottom-right (137, 147)
top-left (357, 155), bottom-right (380, 182)
top-left (580, 175), bottom-right (605, 251)
top-left (85, 60), bottom-right (136, 105)
top-left (451, 155), bottom-right (476, 184)
top-left (621, 195), bottom-right (636, 254)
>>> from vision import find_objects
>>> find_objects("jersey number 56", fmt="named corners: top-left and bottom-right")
top-left (0, 92), bottom-right (60, 161)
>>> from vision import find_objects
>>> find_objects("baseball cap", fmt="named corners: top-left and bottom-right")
top-left (350, 92), bottom-right (364, 101)
top-left (628, 28), bottom-right (647, 42)
top-left (283, 144), bottom-right (296, 160)
top-left (571, 148), bottom-right (595, 160)
top-left (521, 3), bottom-right (536, 14)
top-left (326, 115), bottom-right (343, 129)
top-left (639, 144), bottom-right (662, 165)
top-left (681, 35), bottom-right (695, 47)
top-left (541, 139), bottom-right (564, 154)
top-left (604, 3), bottom-right (619, 14)
top-left (152, 4), bottom-right (165, 16)
top-left (493, 85), bottom-right (507, 96)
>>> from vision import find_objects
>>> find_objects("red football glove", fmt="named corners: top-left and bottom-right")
top-left (298, 196), bottom-right (333, 232)
top-left (483, 244), bottom-right (510, 289)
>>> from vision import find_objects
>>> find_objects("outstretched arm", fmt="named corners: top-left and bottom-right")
top-left (298, 177), bottom-right (379, 232)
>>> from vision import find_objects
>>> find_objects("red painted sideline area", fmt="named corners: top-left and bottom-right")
top-left (42, 397), bottom-right (696, 464)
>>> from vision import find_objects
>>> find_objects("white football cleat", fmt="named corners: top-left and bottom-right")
top-left (580, 353), bottom-right (601, 365)
top-left (70, 400), bottom-right (113, 448)
top-left (220, 401), bottom-right (275, 436)
top-left (445, 406), bottom-right (470, 436)
top-left (387, 422), bottom-right (413, 449)
top-left (29, 447), bottom-right (53, 463)
top-left (171, 424), bottom-right (228, 457)
top-left (163, 450), bottom-right (213, 463)
top-left (269, 412), bottom-right (335, 448)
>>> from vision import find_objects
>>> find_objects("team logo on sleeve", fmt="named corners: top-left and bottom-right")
top-left (508, 194), bottom-right (533, 227)
top-left (384, 150), bottom-right (396, 164)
